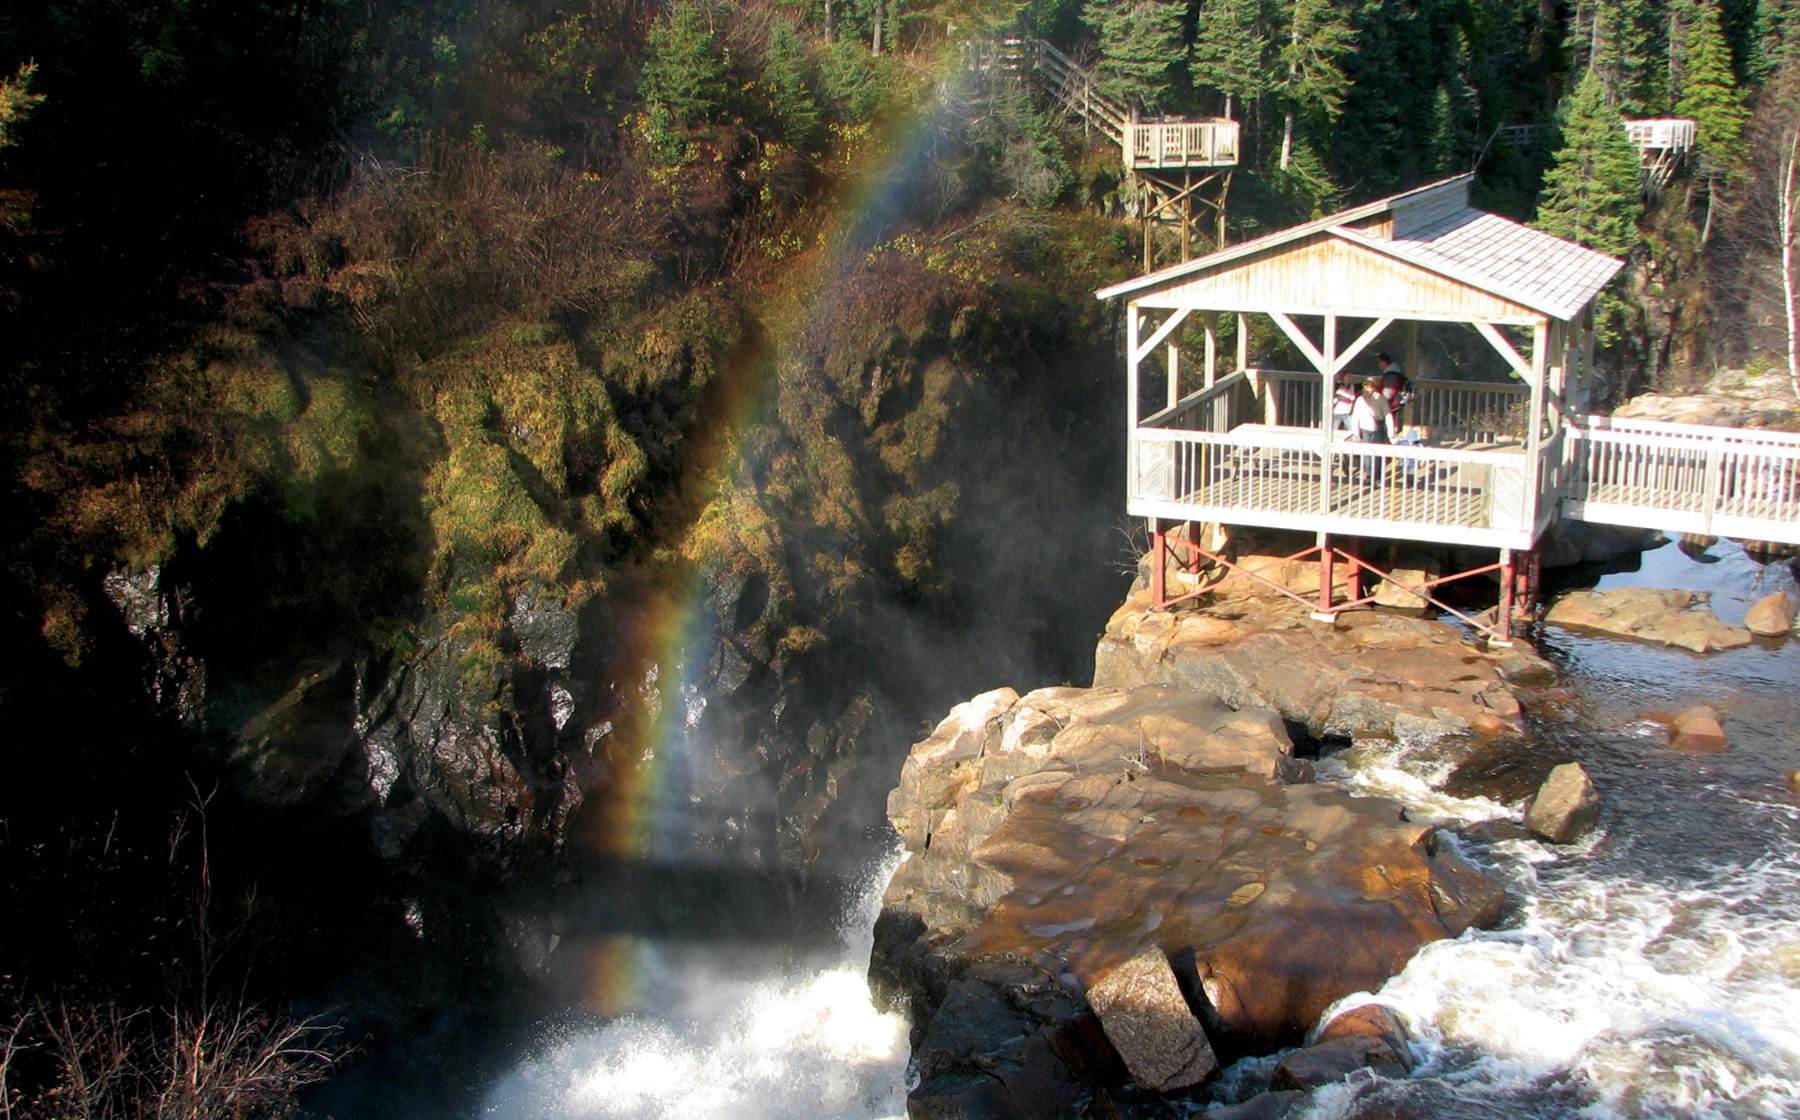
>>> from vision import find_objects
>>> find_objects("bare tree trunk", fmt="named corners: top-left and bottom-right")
top-left (1281, 109), bottom-right (1294, 171)
top-left (1780, 123), bottom-right (1799, 398)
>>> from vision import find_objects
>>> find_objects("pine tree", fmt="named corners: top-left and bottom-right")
top-left (1676, 0), bottom-right (1751, 165)
top-left (1274, 0), bottom-right (1356, 172)
top-left (640, 0), bottom-right (726, 160)
top-left (1566, 0), bottom-right (1667, 115)
top-left (1538, 71), bottom-right (1645, 256)
top-left (0, 61), bottom-right (42, 150)
top-left (1536, 70), bottom-right (1645, 345)
top-left (1083, 0), bottom-right (1188, 110)
top-left (761, 16), bottom-right (820, 149)
top-left (1190, 0), bottom-right (1272, 118)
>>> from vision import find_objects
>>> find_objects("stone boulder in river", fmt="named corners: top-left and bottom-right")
top-left (1543, 587), bottom-right (1752, 652)
top-left (871, 684), bottom-right (1507, 1113)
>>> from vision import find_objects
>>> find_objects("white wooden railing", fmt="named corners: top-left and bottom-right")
top-left (1131, 372), bottom-right (1800, 548)
top-left (1565, 418), bottom-right (1800, 543)
top-left (1126, 119), bottom-right (1240, 169)
top-left (1259, 370), bottom-right (1528, 441)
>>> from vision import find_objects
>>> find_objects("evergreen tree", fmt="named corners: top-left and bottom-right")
top-left (0, 61), bottom-right (42, 150)
top-left (1274, 0), bottom-right (1357, 172)
top-left (1191, 0), bottom-right (1272, 118)
top-left (1083, 0), bottom-right (1188, 109)
top-left (1752, 0), bottom-right (1800, 80)
top-left (761, 16), bottom-right (820, 148)
top-left (1566, 0), bottom-right (1668, 115)
top-left (640, 0), bottom-right (727, 160)
top-left (1536, 70), bottom-right (1645, 345)
top-left (1676, 0), bottom-right (1751, 164)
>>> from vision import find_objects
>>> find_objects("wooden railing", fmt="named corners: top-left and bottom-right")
top-left (1027, 39), bottom-right (1128, 143)
top-left (1258, 370), bottom-right (1528, 442)
top-left (1565, 418), bottom-right (1800, 543)
top-left (1126, 119), bottom-right (1239, 169)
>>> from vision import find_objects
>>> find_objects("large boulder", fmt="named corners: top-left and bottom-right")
top-left (873, 684), bottom-right (1507, 1115)
top-left (1524, 762), bottom-right (1601, 844)
top-left (1544, 587), bottom-right (1752, 652)
top-left (1094, 587), bottom-right (1539, 744)
top-left (1745, 591), bottom-right (1797, 637)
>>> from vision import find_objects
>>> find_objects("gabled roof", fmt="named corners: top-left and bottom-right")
top-left (1096, 175), bottom-right (1624, 323)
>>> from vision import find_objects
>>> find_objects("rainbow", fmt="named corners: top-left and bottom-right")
top-left (572, 40), bottom-right (975, 1015)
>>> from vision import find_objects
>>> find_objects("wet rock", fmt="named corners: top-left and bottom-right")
top-left (1270, 1034), bottom-right (1410, 1090)
top-left (1095, 588), bottom-right (1529, 744)
top-left (1744, 591), bottom-right (1797, 637)
top-left (1544, 587), bottom-right (1753, 652)
top-left (1086, 945), bottom-right (1218, 1091)
top-left (1316, 1002), bottom-right (1414, 1067)
top-left (1668, 705), bottom-right (1728, 752)
top-left (906, 966), bottom-right (1106, 1120)
top-left (1524, 762), bottom-right (1601, 843)
top-left (875, 682), bottom-right (1509, 1079)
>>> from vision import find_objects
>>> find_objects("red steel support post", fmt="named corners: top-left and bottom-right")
top-left (1150, 519), bottom-right (1166, 609)
top-left (1497, 548), bottom-right (1516, 644)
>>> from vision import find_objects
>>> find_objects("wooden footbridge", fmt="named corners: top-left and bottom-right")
top-left (1098, 175), bottom-right (1800, 643)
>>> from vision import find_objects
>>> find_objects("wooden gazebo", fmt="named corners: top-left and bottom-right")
top-left (1096, 175), bottom-right (1624, 641)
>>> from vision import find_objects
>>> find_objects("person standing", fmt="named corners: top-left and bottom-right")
top-left (1331, 371), bottom-right (1357, 431)
top-left (1351, 375), bottom-right (1396, 481)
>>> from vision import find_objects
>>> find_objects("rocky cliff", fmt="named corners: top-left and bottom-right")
top-left (869, 574), bottom-right (1562, 1117)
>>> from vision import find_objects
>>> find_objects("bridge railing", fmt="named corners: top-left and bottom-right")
top-left (1566, 419), bottom-right (1800, 542)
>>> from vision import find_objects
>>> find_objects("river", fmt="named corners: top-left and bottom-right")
top-left (477, 537), bottom-right (1800, 1120)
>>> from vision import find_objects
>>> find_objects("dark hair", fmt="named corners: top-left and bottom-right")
top-left (1376, 352), bottom-right (1393, 365)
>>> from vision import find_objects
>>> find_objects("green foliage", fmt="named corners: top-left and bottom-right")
top-left (1537, 71), bottom-right (1646, 259)
top-left (1191, 0), bottom-right (1272, 115)
top-left (1536, 70), bottom-right (1645, 346)
top-left (640, 0), bottom-right (727, 161)
top-left (0, 61), bottom-right (43, 149)
top-left (759, 16), bottom-right (822, 149)
top-left (1082, 0), bottom-right (1189, 109)
top-left (1566, 0), bottom-right (1668, 114)
top-left (1676, 0), bottom-right (1752, 165)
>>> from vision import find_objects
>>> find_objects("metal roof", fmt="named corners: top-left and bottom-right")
top-left (1096, 175), bottom-right (1624, 323)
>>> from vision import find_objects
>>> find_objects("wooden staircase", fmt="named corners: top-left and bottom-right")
top-left (968, 37), bottom-right (1239, 267)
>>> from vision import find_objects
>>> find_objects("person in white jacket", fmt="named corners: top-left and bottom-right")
top-left (1350, 376), bottom-right (1396, 481)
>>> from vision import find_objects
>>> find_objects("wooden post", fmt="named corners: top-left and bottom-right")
top-left (1203, 311), bottom-right (1218, 388)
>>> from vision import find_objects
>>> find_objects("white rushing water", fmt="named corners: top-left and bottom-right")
top-left (482, 540), bottom-right (1800, 1120)
top-left (479, 854), bottom-right (910, 1120)
top-left (1300, 540), bottom-right (1800, 1120)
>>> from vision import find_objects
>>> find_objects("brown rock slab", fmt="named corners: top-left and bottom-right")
top-left (1094, 588), bottom-right (1531, 744)
top-left (1086, 945), bottom-right (1218, 1091)
top-left (1745, 591), bottom-right (1797, 637)
top-left (1669, 705), bottom-right (1728, 752)
top-left (1544, 587), bottom-right (1752, 652)
top-left (1524, 762), bottom-right (1601, 843)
